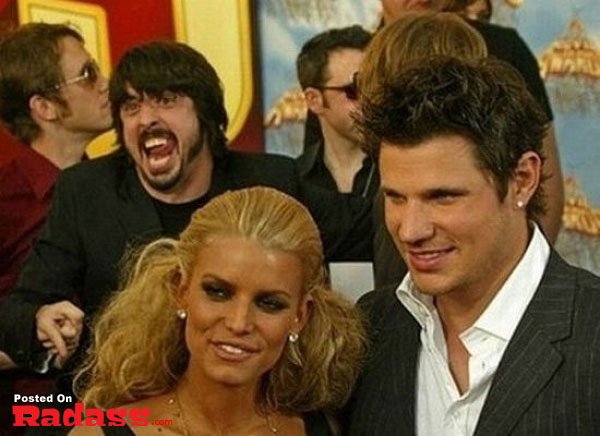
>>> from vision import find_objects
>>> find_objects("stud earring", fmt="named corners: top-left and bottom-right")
top-left (516, 200), bottom-right (525, 209)
top-left (288, 332), bottom-right (299, 343)
top-left (176, 309), bottom-right (187, 320)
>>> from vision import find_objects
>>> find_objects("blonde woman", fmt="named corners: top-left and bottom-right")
top-left (72, 187), bottom-right (366, 435)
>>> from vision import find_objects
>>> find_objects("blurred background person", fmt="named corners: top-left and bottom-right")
top-left (463, 0), bottom-right (492, 21)
top-left (0, 22), bottom-right (111, 434)
top-left (296, 25), bottom-right (376, 199)
top-left (72, 187), bottom-right (366, 435)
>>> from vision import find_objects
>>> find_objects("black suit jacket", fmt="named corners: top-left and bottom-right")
top-left (0, 149), bottom-right (371, 368)
top-left (346, 251), bottom-right (600, 435)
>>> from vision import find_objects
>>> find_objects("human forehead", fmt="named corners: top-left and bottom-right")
top-left (188, 235), bottom-right (304, 289)
top-left (123, 84), bottom-right (179, 99)
top-left (325, 48), bottom-right (364, 79)
top-left (379, 134), bottom-right (491, 186)
top-left (58, 36), bottom-right (90, 74)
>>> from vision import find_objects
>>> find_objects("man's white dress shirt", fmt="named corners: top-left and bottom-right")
top-left (396, 225), bottom-right (550, 436)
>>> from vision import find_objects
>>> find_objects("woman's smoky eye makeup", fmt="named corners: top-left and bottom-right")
top-left (201, 281), bottom-right (229, 300)
top-left (255, 294), bottom-right (289, 313)
top-left (200, 280), bottom-right (290, 313)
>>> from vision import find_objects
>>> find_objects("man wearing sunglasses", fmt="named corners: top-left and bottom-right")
top-left (0, 22), bottom-right (111, 432)
top-left (296, 26), bottom-right (377, 200)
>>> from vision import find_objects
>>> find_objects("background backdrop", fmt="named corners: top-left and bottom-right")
top-left (0, 0), bottom-right (598, 273)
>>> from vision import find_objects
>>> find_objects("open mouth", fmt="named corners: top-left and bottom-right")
top-left (139, 129), bottom-right (178, 173)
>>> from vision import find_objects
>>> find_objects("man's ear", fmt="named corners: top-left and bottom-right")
top-left (29, 94), bottom-right (60, 122)
top-left (511, 150), bottom-right (542, 207)
top-left (304, 87), bottom-right (325, 115)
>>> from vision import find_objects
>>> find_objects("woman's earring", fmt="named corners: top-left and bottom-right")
top-left (288, 332), bottom-right (299, 343)
top-left (516, 200), bottom-right (525, 209)
top-left (176, 309), bottom-right (187, 320)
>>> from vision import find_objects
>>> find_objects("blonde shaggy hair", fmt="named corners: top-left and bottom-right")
top-left (359, 11), bottom-right (487, 103)
top-left (74, 187), bottom-right (367, 413)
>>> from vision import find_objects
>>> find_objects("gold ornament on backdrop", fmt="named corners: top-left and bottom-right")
top-left (264, 89), bottom-right (307, 128)
top-left (562, 177), bottom-right (600, 237)
top-left (538, 16), bottom-right (600, 114)
top-left (504, 0), bottom-right (523, 7)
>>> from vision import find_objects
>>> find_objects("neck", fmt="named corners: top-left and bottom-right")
top-left (176, 372), bottom-right (271, 435)
top-left (320, 125), bottom-right (365, 193)
top-left (30, 130), bottom-right (92, 169)
top-left (143, 143), bottom-right (214, 204)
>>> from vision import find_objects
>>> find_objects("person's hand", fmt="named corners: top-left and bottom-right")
top-left (35, 301), bottom-right (84, 366)
top-left (0, 351), bottom-right (16, 370)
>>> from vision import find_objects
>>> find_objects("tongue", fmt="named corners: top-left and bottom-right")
top-left (147, 142), bottom-right (174, 158)
top-left (146, 141), bottom-right (176, 173)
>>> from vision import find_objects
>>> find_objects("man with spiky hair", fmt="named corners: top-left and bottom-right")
top-left (345, 56), bottom-right (600, 435)
top-left (371, 0), bottom-right (565, 290)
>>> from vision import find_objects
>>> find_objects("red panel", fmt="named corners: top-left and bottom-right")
top-left (0, 0), bottom-right (263, 152)
top-left (94, 0), bottom-right (175, 64)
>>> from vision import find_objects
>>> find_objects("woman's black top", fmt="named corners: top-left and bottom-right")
top-left (101, 410), bottom-right (333, 435)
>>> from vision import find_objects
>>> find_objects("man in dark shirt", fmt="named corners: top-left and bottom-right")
top-left (0, 41), bottom-right (371, 393)
top-left (296, 26), bottom-right (377, 201)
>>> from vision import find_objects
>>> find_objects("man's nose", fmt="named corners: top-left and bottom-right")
top-left (138, 101), bottom-right (160, 125)
top-left (390, 201), bottom-right (434, 245)
top-left (98, 73), bottom-right (109, 93)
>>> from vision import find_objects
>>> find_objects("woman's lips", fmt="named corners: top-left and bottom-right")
top-left (211, 341), bottom-right (258, 363)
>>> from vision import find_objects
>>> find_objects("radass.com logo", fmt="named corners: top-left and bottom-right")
top-left (12, 394), bottom-right (172, 428)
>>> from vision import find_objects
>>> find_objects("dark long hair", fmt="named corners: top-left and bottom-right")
top-left (110, 41), bottom-right (228, 158)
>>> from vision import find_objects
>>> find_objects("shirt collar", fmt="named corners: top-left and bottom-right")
top-left (468, 223), bottom-right (550, 341)
top-left (396, 223), bottom-right (550, 339)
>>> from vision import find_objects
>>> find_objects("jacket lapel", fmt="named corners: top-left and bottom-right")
top-left (475, 251), bottom-right (574, 435)
top-left (358, 298), bottom-right (420, 434)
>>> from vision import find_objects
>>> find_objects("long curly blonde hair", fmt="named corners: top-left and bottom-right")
top-left (74, 187), bottom-right (367, 413)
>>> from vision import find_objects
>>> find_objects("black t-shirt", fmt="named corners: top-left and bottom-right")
top-left (296, 141), bottom-right (379, 200)
top-left (152, 195), bottom-right (209, 237)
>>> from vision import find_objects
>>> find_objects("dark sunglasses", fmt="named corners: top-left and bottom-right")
top-left (315, 72), bottom-right (359, 100)
top-left (55, 60), bottom-right (100, 90)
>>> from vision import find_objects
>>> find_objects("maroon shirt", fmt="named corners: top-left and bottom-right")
top-left (0, 138), bottom-right (59, 304)
top-left (0, 138), bottom-right (59, 435)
